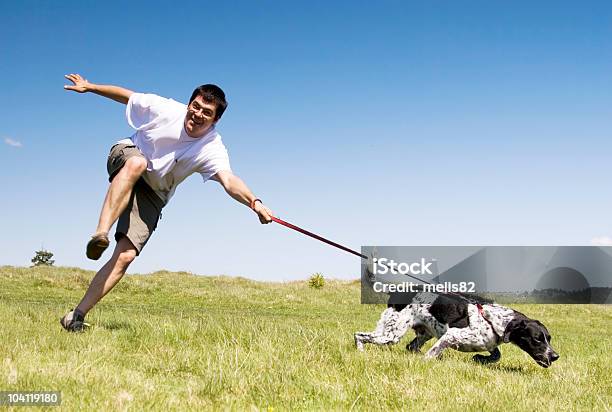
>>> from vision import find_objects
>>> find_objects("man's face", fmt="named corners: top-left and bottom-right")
top-left (184, 95), bottom-right (217, 137)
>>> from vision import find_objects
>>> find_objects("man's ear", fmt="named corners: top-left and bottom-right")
top-left (503, 318), bottom-right (525, 343)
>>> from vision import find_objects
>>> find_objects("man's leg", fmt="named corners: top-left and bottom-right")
top-left (96, 156), bottom-right (147, 235)
top-left (77, 236), bottom-right (138, 315)
top-left (87, 156), bottom-right (146, 260)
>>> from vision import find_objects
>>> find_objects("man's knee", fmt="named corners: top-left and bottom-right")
top-left (116, 248), bottom-right (137, 268)
top-left (124, 156), bottom-right (147, 177)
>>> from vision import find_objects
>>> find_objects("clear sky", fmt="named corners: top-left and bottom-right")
top-left (1, 1), bottom-right (611, 280)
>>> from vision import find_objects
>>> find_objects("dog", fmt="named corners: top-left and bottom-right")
top-left (354, 292), bottom-right (559, 368)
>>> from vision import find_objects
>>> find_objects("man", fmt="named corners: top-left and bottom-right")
top-left (60, 73), bottom-right (273, 331)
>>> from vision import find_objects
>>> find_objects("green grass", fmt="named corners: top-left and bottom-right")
top-left (0, 266), bottom-right (610, 411)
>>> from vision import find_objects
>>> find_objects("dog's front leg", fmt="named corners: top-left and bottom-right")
top-left (406, 331), bottom-right (433, 353)
top-left (424, 329), bottom-right (462, 359)
top-left (472, 347), bottom-right (501, 364)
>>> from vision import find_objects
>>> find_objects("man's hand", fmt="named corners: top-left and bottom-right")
top-left (64, 73), bottom-right (92, 93)
top-left (63, 73), bottom-right (133, 104)
top-left (253, 201), bottom-right (273, 224)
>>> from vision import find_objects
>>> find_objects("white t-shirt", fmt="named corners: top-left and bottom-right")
top-left (116, 93), bottom-right (232, 204)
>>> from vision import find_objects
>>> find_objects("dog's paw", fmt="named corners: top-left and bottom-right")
top-left (423, 353), bottom-right (437, 360)
top-left (424, 347), bottom-right (444, 360)
top-left (406, 344), bottom-right (421, 353)
top-left (472, 354), bottom-right (500, 364)
top-left (472, 354), bottom-right (488, 363)
top-left (354, 335), bottom-right (365, 351)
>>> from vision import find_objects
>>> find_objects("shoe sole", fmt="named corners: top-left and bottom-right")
top-left (86, 235), bottom-right (110, 260)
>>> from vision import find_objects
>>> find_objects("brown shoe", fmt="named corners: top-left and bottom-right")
top-left (86, 233), bottom-right (110, 260)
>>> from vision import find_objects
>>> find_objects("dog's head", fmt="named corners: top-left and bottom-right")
top-left (503, 315), bottom-right (559, 368)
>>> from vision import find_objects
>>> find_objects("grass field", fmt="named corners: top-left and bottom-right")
top-left (0, 265), bottom-right (610, 410)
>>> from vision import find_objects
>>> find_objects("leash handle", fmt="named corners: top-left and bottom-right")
top-left (271, 216), bottom-right (368, 259)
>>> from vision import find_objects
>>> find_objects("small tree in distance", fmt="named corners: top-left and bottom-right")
top-left (308, 272), bottom-right (325, 289)
top-left (31, 249), bottom-right (55, 266)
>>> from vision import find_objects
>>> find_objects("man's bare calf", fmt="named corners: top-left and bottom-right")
top-left (78, 236), bottom-right (138, 314)
top-left (61, 236), bottom-right (138, 331)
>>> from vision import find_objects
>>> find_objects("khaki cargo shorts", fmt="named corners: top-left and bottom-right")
top-left (107, 143), bottom-right (164, 255)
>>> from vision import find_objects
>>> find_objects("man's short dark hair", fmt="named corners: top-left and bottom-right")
top-left (189, 84), bottom-right (228, 120)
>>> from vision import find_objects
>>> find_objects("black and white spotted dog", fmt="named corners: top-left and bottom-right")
top-left (354, 293), bottom-right (559, 368)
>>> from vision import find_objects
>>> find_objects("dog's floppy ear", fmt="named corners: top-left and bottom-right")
top-left (503, 318), bottom-right (526, 343)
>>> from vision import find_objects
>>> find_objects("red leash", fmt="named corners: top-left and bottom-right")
top-left (270, 215), bottom-right (495, 331)
top-left (271, 216), bottom-right (368, 259)
top-left (270, 216), bottom-right (432, 282)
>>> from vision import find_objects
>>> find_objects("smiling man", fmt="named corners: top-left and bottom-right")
top-left (60, 74), bottom-right (273, 331)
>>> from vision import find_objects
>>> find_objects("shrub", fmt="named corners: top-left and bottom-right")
top-left (308, 272), bottom-right (325, 289)
top-left (31, 249), bottom-right (55, 266)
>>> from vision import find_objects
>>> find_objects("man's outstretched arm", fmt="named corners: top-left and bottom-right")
top-left (64, 73), bottom-right (134, 104)
top-left (212, 170), bottom-right (273, 224)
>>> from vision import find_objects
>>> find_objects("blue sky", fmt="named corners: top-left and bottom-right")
top-left (1, 1), bottom-right (611, 280)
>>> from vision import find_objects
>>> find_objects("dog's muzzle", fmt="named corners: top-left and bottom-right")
top-left (537, 349), bottom-right (560, 368)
